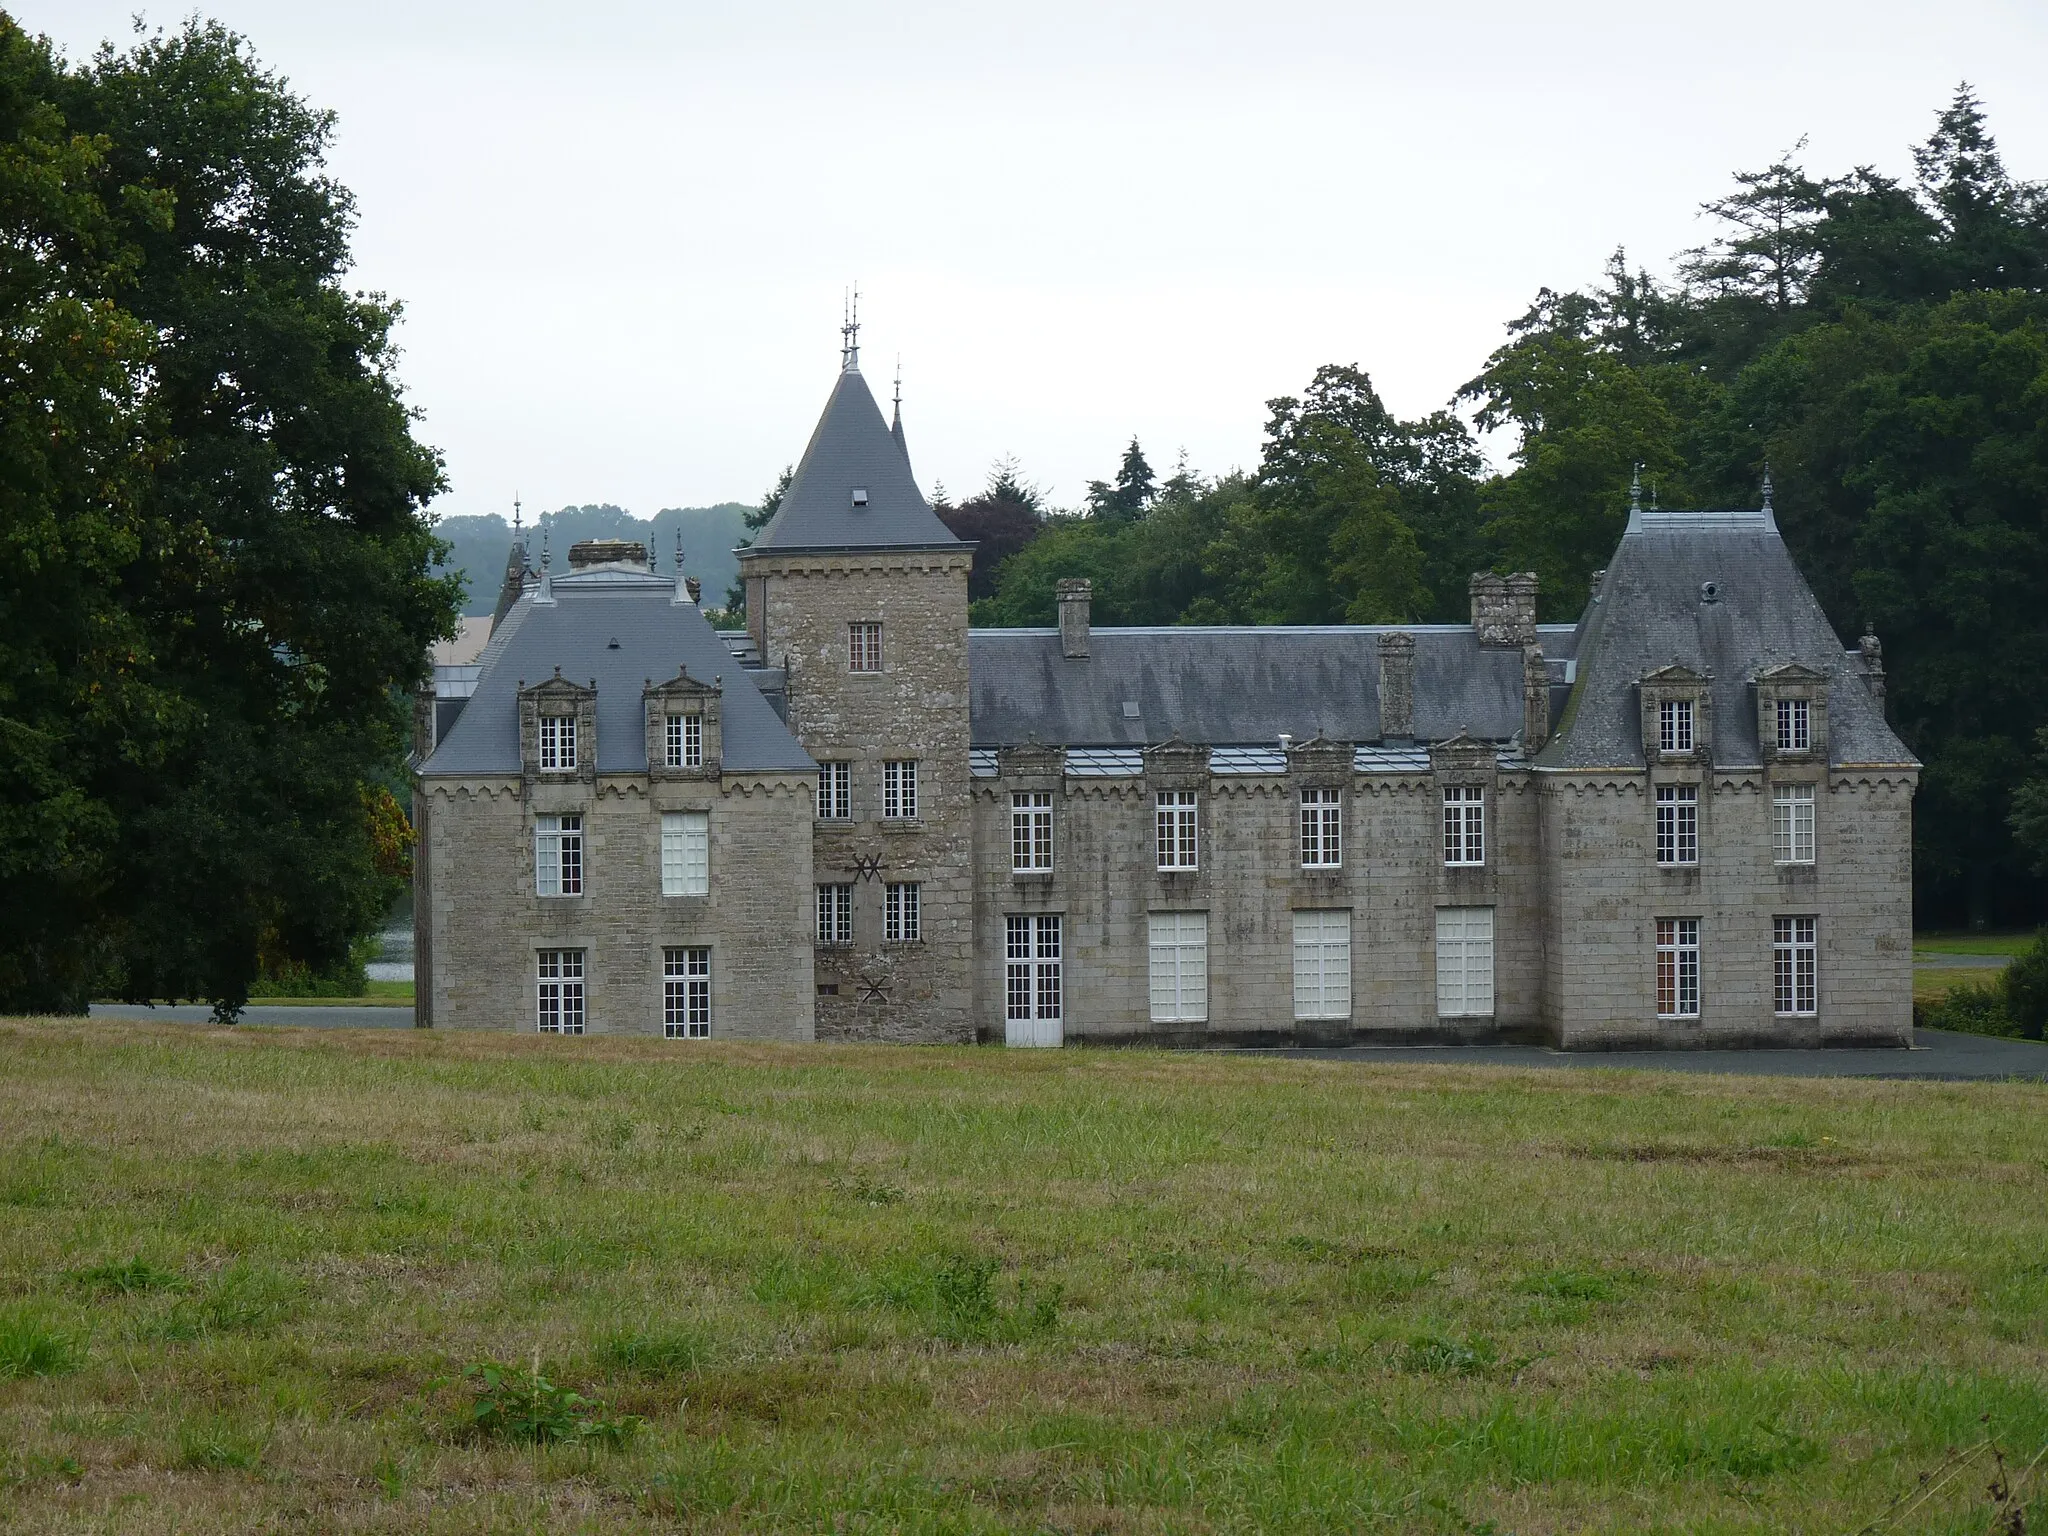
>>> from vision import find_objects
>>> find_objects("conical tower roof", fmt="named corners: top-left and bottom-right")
top-left (747, 366), bottom-right (962, 554)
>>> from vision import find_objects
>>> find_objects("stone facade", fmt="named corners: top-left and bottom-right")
top-left (416, 359), bottom-right (1918, 1051)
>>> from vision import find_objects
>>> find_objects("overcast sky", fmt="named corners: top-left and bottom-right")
top-left (27, 1), bottom-right (2048, 519)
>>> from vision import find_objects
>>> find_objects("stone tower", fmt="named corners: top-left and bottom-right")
top-left (735, 341), bottom-right (975, 1041)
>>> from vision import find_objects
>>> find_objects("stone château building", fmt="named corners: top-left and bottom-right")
top-left (412, 342), bottom-right (1918, 1048)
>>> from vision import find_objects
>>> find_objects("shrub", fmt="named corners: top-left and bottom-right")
top-left (1917, 980), bottom-right (2025, 1039)
top-left (1998, 931), bottom-right (2048, 1040)
top-left (461, 1360), bottom-right (643, 1447)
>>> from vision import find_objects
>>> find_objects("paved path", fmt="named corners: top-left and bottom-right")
top-left (79, 1008), bottom-right (2047, 1080)
top-left (1913, 953), bottom-right (2013, 970)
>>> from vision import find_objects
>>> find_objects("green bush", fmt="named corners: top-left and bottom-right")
top-left (1999, 931), bottom-right (2048, 1040)
top-left (460, 1360), bottom-right (643, 1447)
top-left (1916, 980), bottom-right (2024, 1038)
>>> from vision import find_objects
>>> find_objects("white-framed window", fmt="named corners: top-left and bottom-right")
top-left (535, 814), bottom-right (583, 897)
top-left (1655, 784), bottom-right (1699, 866)
top-left (1774, 783), bottom-right (1816, 864)
top-left (816, 884), bottom-right (853, 946)
top-left (1442, 785), bottom-right (1485, 866)
top-left (816, 761), bottom-right (851, 821)
top-left (536, 949), bottom-right (585, 1033)
top-left (849, 621), bottom-right (883, 673)
top-left (1292, 909), bottom-right (1351, 1020)
top-left (1776, 697), bottom-right (1811, 753)
top-left (665, 713), bottom-right (703, 769)
top-left (884, 881), bottom-right (921, 942)
top-left (883, 760), bottom-right (919, 820)
top-left (1656, 917), bottom-right (1701, 1018)
top-left (1773, 915), bottom-right (1817, 1016)
top-left (1011, 791), bottom-right (1053, 871)
top-left (539, 713), bottom-right (578, 772)
top-left (1147, 911), bottom-right (1208, 1022)
top-left (1435, 906), bottom-right (1495, 1017)
top-left (1659, 698), bottom-right (1694, 754)
top-left (663, 946), bottom-right (710, 1038)
top-left (1006, 914), bottom-right (1062, 1024)
top-left (660, 810), bottom-right (709, 897)
top-left (1300, 788), bottom-right (1342, 869)
top-left (1155, 790), bottom-right (1199, 871)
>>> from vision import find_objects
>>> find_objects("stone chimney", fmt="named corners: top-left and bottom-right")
top-left (568, 539), bottom-right (647, 570)
top-left (1471, 571), bottom-right (1538, 647)
top-left (1522, 645), bottom-right (1550, 753)
top-left (1859, 632), bottom-right (1886, 704)
top-left (1057, 578), bottom-right (1091, 659)
top-left (1378, 631), bottom-right (1415, 741)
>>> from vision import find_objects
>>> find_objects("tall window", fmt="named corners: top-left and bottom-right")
top-left (1011, 792), bottom-right (1053, 871)
top-left (1773, 783), bottom-right (1816, 864)
top-left (1435, 907), bottom-right (1495, 1017)
top-left (663, 947), bottom-right (711, 1038)
top-left (539, 713), bottom-right (578, 771)
top-left (665, 713), bottom-right (703, 769)
top-left (1658, 698), bottom-right (1694, 754)
top-left (536, 949), bottom-right (585, 1033)
top-left (1147, 912), bottom-right (1208, 1022)
top-left (848, 621), bottom-right (883, 672)
top-left (885, 881), bottom-right (921, 942)
top-left (816, 761), bottom-right (851, 821)
top-left (1773, 916), bottom-right (1817, 1016)
top-left (1655, 784), bottom-right (1699, 866)
top-left (535, 814), bottom-right (583, 897)
top-left (1006, 914), bottom-right (1062, 1029)
top-left (1300, 788), bottom-right (1342, 869)
top-left (661, 810), bottom-right (709, 897)
top-left (816, 884), bottom-right (853, 946)
top-left (1155, 791), bottom-right (1199, 871)
top-left (883, 760), bottom-right (919, 820)
top-left (1656, 917), bottom-right (1701, 1018)
top-left (1292, 909), bottom-right (1351, 1020)
top-left (1776, 697), bottom-right (1811, 753)
top-left (1442, 786), bottom-right (1485, 866)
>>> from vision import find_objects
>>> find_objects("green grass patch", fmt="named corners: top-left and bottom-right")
top-left (0, 1018), bottom-right (2046, 1531)
top-left (1914, 929), bottom-right (2039, 957)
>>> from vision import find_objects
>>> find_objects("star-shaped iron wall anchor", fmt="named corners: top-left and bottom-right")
top-left (851, 853), bottom-right (884, 883)
top-left (856, 971), bottom-right (891, 1006)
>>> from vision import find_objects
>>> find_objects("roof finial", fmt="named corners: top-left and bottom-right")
top-left (1629, 463), bottom-right (1643, 513)
top-left (841, 283), bottom-right (861, 372)
top-left (535, 521), bottom-right (556, 605)
top-left (892, 355), bottom-right (902, 421)
top-left (671, 523), bottom-right (691, 606)
top-left (1761, 461), bottom-right (1775, 513)
top-left (513, 491), bottom-right (522, 532)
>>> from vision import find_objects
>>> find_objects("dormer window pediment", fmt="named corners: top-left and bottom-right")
top-left (519, 672), bottom-right (598, 783)
top-left (645, 665), bottom-right (724, 779)
top-left (1754, 661), bottom-right (1827, 763)
top-left (1638, 666), bottom-right (1711, 766)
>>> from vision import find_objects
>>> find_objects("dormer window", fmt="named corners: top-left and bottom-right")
top-left (1776, 697), bottom-right (1810, 753)
top-left (851, 487), bottom-right (869, 507)
top-left (539, 714), bottom-right (577, 772)
top-left (1659, 699), bottom-right (1694, 755)
top-left (666, 713), bottom-right (703, 769)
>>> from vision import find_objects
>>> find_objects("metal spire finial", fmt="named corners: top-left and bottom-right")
top-left (540, 521), bottom-right (550, 570)
top-left (1629, 463), bottom-right (1643, 513)
top-left (1761, 461), bottom-right (1775, 513)
top-left (841, 284), bottom-right (861, 371)
top-left (513, 492), bottom-right (522, 532)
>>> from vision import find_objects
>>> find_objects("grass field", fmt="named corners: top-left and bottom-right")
top-left (1, 1021), bottom-right (2044, 1533)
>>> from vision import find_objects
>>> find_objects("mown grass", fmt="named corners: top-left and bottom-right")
top-left (0, 1018), bottom-right (2044, 1533)
top-left (1914, 931), bottom-right (2038, 958)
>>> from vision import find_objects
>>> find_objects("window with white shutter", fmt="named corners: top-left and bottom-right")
top-left (1147, 911), bottom-right (1208, 1022)
top-left (1292, 909), bottom-right (1351, 1020)
top-left (1773, 784), bottom-right (1815, 864)
top-left (1435, 907), bottom-right (1495, 1017)
top-left (661, 811), bottom-right (709, 897)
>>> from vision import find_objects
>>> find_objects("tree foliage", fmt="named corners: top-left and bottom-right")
top-left (0, 17), bottom-right (458, 1013)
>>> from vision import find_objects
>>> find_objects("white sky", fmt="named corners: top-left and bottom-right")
top-left (28, 1), bottom-right (2048, 517)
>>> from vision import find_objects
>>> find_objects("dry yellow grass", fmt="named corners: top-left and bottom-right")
top-left (0, 1017), bottom-right (2044, 1533)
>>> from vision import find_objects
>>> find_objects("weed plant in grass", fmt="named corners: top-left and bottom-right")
top-left (0, 1018), bottom-right (2044, 1532)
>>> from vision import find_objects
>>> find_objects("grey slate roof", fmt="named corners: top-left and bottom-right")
top-left (420, 565), bottom-right (814, 776)
top-left (746, 368), bottom-right (963, 554)
top-left (1538, 507), bottom-right (1916, 770)
top-left (967, 625), bottom-right (1578, 749)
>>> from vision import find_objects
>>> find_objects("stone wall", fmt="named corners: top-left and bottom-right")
top-left (741, 548), bottom-right (976, 1043)
top-left (415, 771), bottom-right (815, 1037)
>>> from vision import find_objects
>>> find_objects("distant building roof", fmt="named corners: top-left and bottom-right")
top-left (1537, 506), bottom-right (1916, 770)
top-left (430, 616), bottom-right (493, 668)
top-left (420, 563), bottom-right (814, 776)
top-left (743, 366), bottom-right (964, 555)
top-left (967, 625), bottom-right (1579, 749)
